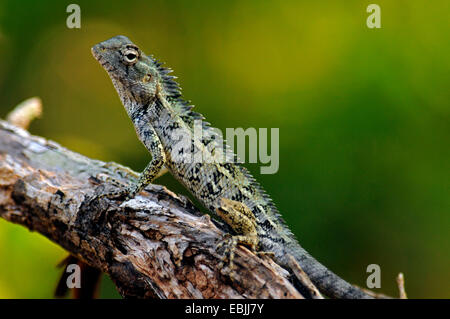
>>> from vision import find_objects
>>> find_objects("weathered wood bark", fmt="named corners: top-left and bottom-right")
top-left (0, 119), bottom-right (302, 299)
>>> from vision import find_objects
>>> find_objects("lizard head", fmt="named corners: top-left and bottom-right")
top-left (92, 35), bottom-right (179, 106)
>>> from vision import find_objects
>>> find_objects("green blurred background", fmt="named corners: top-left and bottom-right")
top-left (0, 0), bottom-right (448, 298)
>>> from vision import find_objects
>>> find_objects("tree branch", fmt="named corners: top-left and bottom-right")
top-left (0, 119), bottom-right (303, 299)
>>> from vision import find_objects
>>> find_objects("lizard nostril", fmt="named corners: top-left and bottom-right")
top-left (91, 45), bottom-right (107, 61)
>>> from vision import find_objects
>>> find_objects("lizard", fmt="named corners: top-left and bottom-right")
top-left (90, 35), bottom-right (372, 299)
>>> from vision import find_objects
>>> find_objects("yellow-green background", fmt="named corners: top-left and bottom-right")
top-left (0, 0), bottom-right (448, 298)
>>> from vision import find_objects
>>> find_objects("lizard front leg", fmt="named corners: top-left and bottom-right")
top-left (95, 125), bottom-right (166, 201)
top-left (103, 162), bottom-right (168, 181)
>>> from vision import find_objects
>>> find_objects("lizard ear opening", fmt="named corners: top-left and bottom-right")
top-left (143, 74), bottom-right (152, 83)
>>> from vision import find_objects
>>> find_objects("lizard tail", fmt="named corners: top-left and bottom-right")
top-left (287, 242), bottom-right (373, 299)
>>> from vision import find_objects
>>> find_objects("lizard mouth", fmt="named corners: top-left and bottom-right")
top-left (91, 45), bottom-right (120, 79)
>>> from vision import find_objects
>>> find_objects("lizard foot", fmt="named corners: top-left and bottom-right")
top-left (217, 234), bottom-right (238, 280)
top-left (87, 186), bottom-right (132, 207)
top-left (217, 234), bottom-right (261, 281)
top-left (87, 170), bottom-right (130, 202)
top-left (216, 234), bottom-right (275, 281)
top-left (255, 251), bottom-right (275, 259)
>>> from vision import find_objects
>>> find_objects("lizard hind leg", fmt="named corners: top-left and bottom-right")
top-left (215, 198), bottom-right (260, 279)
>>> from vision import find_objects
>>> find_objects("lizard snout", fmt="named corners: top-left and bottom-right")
top-left (91, 44), bottom-right (104, 61)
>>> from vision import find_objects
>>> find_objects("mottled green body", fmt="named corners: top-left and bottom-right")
top-left (91, 35), bottom-right (371, 299)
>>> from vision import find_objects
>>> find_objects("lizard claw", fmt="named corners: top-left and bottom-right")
top-left (86, 188), bottom-right (131, 208)
top-left (216, 233), bottom-right (232, 250)
top-left (216, 235), bottom-right (238, 280)
top-left (255, 251), bottom-right (275, 260)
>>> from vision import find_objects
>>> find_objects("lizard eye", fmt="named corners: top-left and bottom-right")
top-left (123, 49), bottom-right (139, 64)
